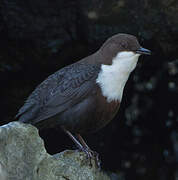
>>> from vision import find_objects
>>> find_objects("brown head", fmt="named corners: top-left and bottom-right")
top-left (99, 33), bottom-right (151, 65)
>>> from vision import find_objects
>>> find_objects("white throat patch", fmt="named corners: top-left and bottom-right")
top-left (96, 51), bottom-right (140, 102)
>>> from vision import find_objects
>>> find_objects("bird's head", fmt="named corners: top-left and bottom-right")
top-left (99, 33), bottom-right (151, 65)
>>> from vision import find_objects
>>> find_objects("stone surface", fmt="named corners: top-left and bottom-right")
top-left (0, 122), bottom-right (110, 180)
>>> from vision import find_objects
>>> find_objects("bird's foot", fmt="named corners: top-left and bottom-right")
top-left (79, 147), bottom-right (101, 169)
top-left (61, 128), bottom-right (101, 169)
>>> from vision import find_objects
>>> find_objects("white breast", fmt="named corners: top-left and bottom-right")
top-left (96, 51), bottom-right (140, 102)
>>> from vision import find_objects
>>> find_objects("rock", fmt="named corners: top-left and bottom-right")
top-left (0, 122), bottom-right (110, 180)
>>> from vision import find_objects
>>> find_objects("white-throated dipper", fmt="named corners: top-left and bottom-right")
top-left (16, 33), bottom-right (151, 167)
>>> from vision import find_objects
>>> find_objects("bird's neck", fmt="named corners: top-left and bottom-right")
top-left (96, 52), bottom-right (140, 102)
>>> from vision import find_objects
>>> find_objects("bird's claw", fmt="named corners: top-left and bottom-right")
top-left (79, 147), bottom-right (101, 169)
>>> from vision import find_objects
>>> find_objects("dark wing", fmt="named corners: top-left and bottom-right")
top-left (16, 62), bottom-right (101, 124)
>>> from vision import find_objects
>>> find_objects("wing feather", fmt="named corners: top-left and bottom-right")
top-left (17, 62), bottom-right (100, 124)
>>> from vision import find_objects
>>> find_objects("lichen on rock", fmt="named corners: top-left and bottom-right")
top-left (0, 122), bottom-right (110, 180)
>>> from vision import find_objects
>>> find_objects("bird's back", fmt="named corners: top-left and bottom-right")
top-left (16, 61), bottom-right (101, 130)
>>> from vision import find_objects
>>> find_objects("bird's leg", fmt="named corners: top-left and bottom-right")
top-left (61, 126), bottom-right (84, 150)
top-left (76, 134), bottom-right (90, 149)
top-left (76, 134), bottom-right (100, 168)
top-left (61, 127), bottom-right (100, 168)
top-left (61, 127), bottom-right (94, 165)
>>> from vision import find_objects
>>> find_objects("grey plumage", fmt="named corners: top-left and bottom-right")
top-left (16, 62), bottom-right (101, 128)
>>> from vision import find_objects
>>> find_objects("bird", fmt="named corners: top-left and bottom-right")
top-left (15, 33), bottom-right (151, 167)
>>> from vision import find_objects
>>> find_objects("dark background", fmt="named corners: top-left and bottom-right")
top-left (0, 0), bottom-right (178, 179)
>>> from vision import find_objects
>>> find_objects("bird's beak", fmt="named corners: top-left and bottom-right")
top-left (136, 47), bottom-right (151, 55)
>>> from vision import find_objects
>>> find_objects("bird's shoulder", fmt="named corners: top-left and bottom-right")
top-left (31, 62), bottom-right (101, 100)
